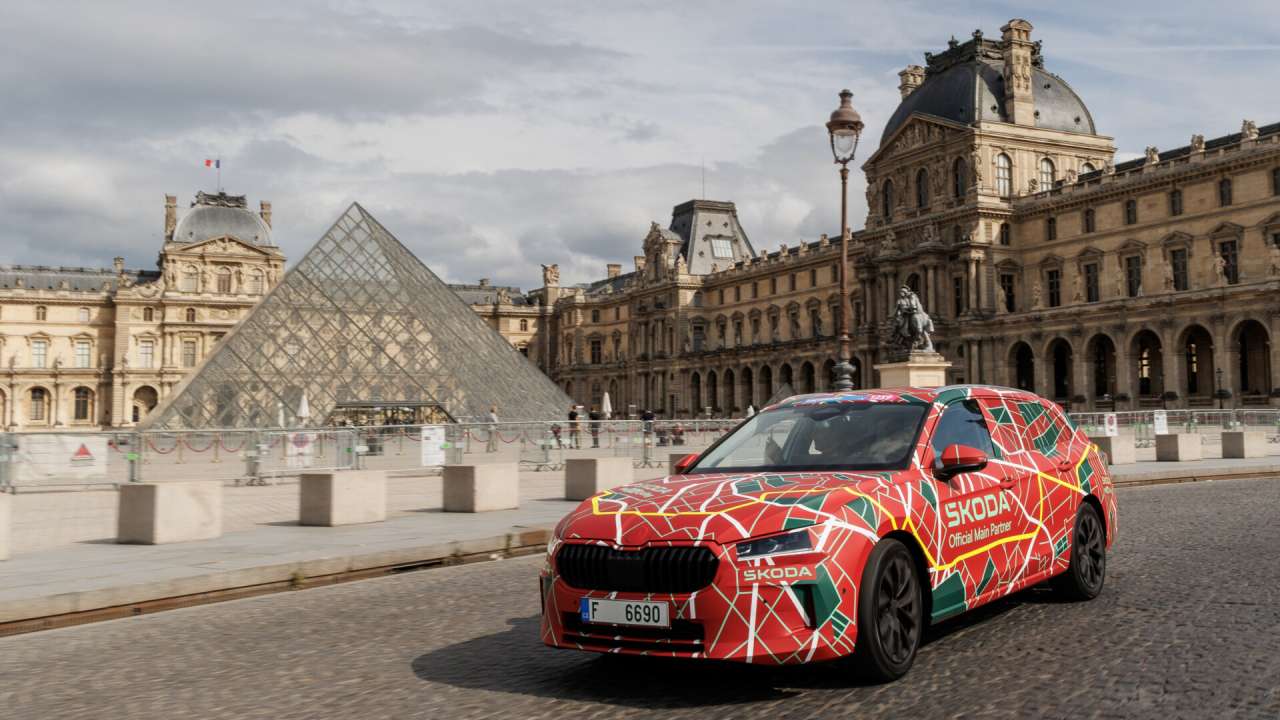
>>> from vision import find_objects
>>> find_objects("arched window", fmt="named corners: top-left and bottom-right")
top-left (143, 307), bottom-right (154, 322)
top-left (1039, 158), bottom-right (1056, 188)
top-left (29, 388), bottom-right (48, 421)
top-left (73, 387), bottom-right (93, 421)
top-left (915, 168), bottom-right (929, 208)
top-left (181, 266), bottom-right (198, 292)
top-left (1080, 162), bottom-right (1096, 175)
top-left (1218, 178), bottom-right (1233, 207)
top-left (248, 269), bottom-right (264, 295)
top-left (882, 179), bottom-right (895, 217)
top-left (185, 308), bottom-right (196, 323)
top-left (519, 319), bottom-right (529, 332)
top-left (216, 267), bottom-right (232, 293)
top-left (995, 154), bottom-right (1012, 198)
top-left (952, 157), bottom-right (966, 198)
top-left (35, 305), bottom-right (47, 321)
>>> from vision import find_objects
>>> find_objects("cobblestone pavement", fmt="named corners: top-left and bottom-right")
top-left (3, 478), bottom-right (1279, 720)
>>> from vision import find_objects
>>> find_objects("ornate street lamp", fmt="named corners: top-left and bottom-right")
top-left (826, 89), bottom-right (864, 391)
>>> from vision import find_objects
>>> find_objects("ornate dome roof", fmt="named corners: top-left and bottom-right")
top-left (172, 191), bottom-right (273, 246)
top-left (880, 37), bottom-right (1096, 146)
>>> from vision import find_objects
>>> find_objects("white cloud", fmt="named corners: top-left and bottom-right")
top-left (1, 1), bottom-right (1278, 292)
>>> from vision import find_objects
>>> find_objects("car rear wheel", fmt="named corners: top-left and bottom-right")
top-left (1051, 502), bottom-right (1106, 600)
top-left (852, 538), bottom-right (922, 682)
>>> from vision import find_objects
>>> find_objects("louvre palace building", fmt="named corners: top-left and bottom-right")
top-left (518, 19), bottom-right (1280, 418)
top-left (4, 18), bottom-right (1280, 429)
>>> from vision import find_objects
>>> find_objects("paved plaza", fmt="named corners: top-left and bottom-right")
top-left (2, 477), bottom-right (1278, 719)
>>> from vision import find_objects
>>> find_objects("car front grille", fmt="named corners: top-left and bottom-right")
top-left (556, 544), bottom-right (719, 594)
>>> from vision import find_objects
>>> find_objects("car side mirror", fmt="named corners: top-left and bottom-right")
top-left (673, 453), bottom-right (699, 474)
top-left (936, 443), bottom-right (988, 478)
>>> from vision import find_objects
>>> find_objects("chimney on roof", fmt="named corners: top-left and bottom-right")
top-left (606, 263), bottom-right (621, 278)
top-left (478, 278), bottom-right (490, 287)
top-left (1000, 18), bottom-right (1036, 126)
top-left (164, 194), bottom-right (177, 241)
top-left (259, 201), bottom-right (272, 228)
top-left (113, 257), bottom-right (125, 275)
top-left (897, 65), bottom-right (925, 99)
top-left (634, 256), bottom-right (647, 273)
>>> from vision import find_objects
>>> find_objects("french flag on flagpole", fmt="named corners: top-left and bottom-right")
top-left (204, 158), bottom-right (220, 168)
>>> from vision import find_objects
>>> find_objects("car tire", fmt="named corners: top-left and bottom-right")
top-left (1051, 502), bottom-right (1106, 601)
top-left (852, 538), bottom-right (923, 682)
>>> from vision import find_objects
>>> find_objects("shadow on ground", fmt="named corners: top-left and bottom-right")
top-left (410, 593), bottom-right (1032, 708)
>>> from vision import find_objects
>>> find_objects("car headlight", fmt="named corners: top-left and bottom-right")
top-left (735, 527), bottom-right (812, 560)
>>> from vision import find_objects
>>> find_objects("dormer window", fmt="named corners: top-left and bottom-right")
top-left (710, 238), bottom-right (733, 259)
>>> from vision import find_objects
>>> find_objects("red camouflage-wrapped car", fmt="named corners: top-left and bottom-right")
top-left (540, 385), bottom-right (1117, 681)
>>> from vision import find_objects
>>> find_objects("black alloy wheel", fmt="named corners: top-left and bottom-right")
top-left (853, 539), bottom-right (922, 682)
top-left (1052, 502), bottom-right (1106, 600)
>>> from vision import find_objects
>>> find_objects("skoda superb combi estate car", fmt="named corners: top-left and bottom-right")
top-left (539, 386), bottom-right (1117, 681)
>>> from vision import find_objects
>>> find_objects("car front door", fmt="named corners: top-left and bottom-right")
top-left (924, 398), bottom-right (1035, 618)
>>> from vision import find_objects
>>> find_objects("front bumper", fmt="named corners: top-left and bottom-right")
top-left (539, 540), bottom-right (863, 665)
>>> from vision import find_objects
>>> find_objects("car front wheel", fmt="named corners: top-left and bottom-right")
top-left (1051, 502), bottom-right (1106, 600)
top-left (852, 538), bottom-right (922, 682)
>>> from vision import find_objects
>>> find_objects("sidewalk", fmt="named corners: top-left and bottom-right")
top-left (2, 456), bottom-right (1279, 630)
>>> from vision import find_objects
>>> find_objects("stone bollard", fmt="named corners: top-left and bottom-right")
top-left (1155, 433), bottom-right (1202, 462)
top-left (300, 469), bottom-right (387, 526)
top-left (1221, 430), bottom-right (1266, 459)
top-left (117, 482), bottom-right (222, 544)
top-left (443, 463), bottom-right (519, 512)
top-left (565, 457), bottom-right (634, 501)
top-left (1087, 435), bottom-right (1135, 465)
top-left (0, 492), bottom-right (11, 560)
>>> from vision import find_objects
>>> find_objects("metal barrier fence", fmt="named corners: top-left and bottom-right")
top-left (1069, 409), bottom-right (1280, 448)
top-left (0, 420), bottom-right (742, 491)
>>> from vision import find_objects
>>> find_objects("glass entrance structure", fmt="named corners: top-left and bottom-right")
top-left (143, 203), bottom-right (570, 429)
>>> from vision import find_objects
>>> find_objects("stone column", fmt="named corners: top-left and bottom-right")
top-left (967, 257), bottom-right (979, 313)
top-left (1072, 343), bottom-right (1089, 403)
top-left (1115, 346), bottom-right (1134, 400)
top-left (1033, 344), bottom-right (1049, 397)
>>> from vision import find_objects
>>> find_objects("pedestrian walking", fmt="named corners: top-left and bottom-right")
top-left (568, 405), bottom-right (580, 449)
top-left (486, 405), bottom-right (499, 452)
top-left (588, 407), bottom-right (602, 448)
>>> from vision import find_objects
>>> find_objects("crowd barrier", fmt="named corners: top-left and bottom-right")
top-left (0, 420), bottom-right (741, 490)
top-left (1070, 409), bottom-right (1280, 448)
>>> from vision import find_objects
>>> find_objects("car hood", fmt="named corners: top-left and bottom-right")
top-left (556, 470), bottom-right (892, 546)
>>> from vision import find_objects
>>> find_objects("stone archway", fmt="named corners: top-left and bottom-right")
top-left (723, 369), bottom-right (736, 413)
top-left (132, 386), bottom-right (159, 424)
top-left (689, 372), bottom-right (701, 415)
top-left (740, 367), bottom-right (754, 410)
top-left (758, 366), bottom-right (773, 404)
top-left (801, 362), bottom-right (816, 394)
top-left (1233, 319), bottom-right (1272, 397)
top-left (1130, 330), bottom-right (1165, 400)
top-left (1008, 342), bottom-right (1034, 391)
top-left (1045, 338), bottom-right (1073, 400)
top-left (1179, 324), bottom-right (1215, 401)
top-left (779, 363), bottom-right (794, 389)
top-left (1084, 334), bottom-right (1116, 400)
top-left (706, 371), bottom-right (719, 413)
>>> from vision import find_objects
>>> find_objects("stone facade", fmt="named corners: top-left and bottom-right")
top-left (493, 19), bottom-right (1280, 417)
top-left (0, 192), bottom-right (284, 430)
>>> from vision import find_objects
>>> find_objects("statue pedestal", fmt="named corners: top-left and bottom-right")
top-left (874, 351), bottom-right (951, 389)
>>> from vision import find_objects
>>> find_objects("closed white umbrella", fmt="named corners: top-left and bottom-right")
top-left (297, 392), bottom-right (311, 422)
top-left (601, 392), bottom-right (613, 419)
top-left (277, 402), bottom-right (286, 428)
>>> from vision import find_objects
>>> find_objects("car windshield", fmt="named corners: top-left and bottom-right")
top-left (689, 400), bottom-right (927, 473)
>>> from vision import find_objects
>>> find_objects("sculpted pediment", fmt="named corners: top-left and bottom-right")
top-left (869, 115), bottom-right (968, 165)
top-left (173, 235), bottom-right (273, 257)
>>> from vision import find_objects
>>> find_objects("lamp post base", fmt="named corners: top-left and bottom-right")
top-left (832, 361), bottom-right (855, 392)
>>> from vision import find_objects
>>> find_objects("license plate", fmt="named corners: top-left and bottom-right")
top-left (579, 598), bottom-right (669, 628)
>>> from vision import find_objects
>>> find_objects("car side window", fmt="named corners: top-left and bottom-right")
top-left (930, 400), bottom-right (994, 465)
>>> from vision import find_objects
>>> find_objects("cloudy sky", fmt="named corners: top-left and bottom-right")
top-left (2, 1), bottom-right (1278, 290)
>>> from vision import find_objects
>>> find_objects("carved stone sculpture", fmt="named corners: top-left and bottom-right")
top-left (1145, 146), bottom-right (1160, 164)
top-left (889, 286), bottom-right (934, 353)
top-left (1213, 255), bottom-right (1228, 286)
top-left (541, 263), bottom-right (560, 286)
top-left (1031, 280), bottom-right (1043, 309)
top-left (1270, 245), bottom-right (1280, 277)
top-left (1190, 134), bottom-right (1206, 153)
top-left (1242, 119), bottom-right (1259, 141)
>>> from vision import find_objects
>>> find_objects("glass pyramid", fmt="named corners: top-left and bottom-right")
top-left (143, 203), bottom-right (571, 429)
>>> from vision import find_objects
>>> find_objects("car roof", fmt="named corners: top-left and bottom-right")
top-left (770, 384), bottom-right (1046, 409)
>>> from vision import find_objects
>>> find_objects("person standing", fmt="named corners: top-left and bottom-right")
top-left (567, 405), bottom-right (580, 449)
top-left (588, 406), bottom-right (602, 448)
top-left (486, 405), bottom-right (499, 453)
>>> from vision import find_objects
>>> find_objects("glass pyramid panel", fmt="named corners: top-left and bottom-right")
top-left (143, 203), bottom-right (571, 429)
